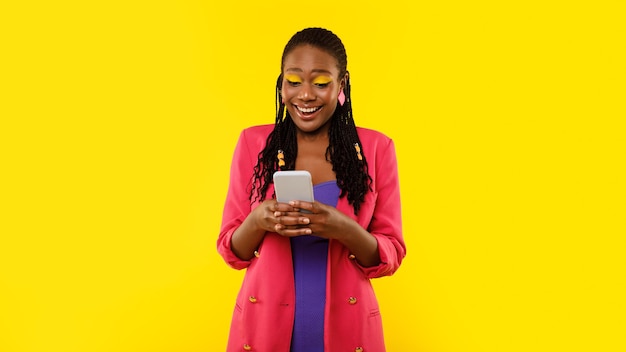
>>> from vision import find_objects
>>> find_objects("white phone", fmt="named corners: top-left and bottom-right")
top-left (273, 170), bottom-right (314, 204)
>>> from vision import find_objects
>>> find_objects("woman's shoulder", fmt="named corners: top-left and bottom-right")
top-left (236, 124), bottom-right (274, 145)
top-left (356, 126), bottom-right (394, 146)
top-left (241, 124), bottom-right (274, 137)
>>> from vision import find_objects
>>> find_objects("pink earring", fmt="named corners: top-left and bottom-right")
top-left (338, 90), bottom-right (346, 106)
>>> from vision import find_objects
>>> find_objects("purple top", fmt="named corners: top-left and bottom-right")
top-left (290, 180), bottom-right (340, 352)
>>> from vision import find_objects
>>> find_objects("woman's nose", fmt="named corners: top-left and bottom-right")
top-left (298, 84), bottom-right (315, 101)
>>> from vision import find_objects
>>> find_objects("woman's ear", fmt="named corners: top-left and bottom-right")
top-left (338, 73), bottom-right (348, 106)
top-left (340, 72), bottom-right (349, 91)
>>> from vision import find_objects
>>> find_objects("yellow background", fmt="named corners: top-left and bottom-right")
top-left (1, 1), bottom-right (624, 351)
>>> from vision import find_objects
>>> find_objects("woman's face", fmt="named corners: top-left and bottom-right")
top-left (281, 44), bottom-right (344, 135)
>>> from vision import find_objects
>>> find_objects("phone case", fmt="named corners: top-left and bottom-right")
top-left (273, 170), bottom-right (314, 203)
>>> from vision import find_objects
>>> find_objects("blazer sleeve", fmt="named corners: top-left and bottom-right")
top-left (217, 129), bottom-right (258, 270)
top-left (358, 137), bottom-right (406, 278)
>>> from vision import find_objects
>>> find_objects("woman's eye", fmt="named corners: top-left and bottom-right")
top-left (286, 80), bottom-right (301, 86)
top-left (313, 77), bottom-right (332, 88)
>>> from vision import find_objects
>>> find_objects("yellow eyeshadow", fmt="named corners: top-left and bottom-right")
top-left (313, 76), bottom-right (333, 85)
top-left (284, 74), bottom-right (302, 83)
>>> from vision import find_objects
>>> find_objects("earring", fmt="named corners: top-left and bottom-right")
top-left (338, 90), bottom-right (346, 106)
top-left (354, 143), bottom-right (363, 161)
top-left (277, 149), bottom-right (285, 167)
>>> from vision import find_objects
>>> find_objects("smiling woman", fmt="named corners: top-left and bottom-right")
top-left (281, 45), bottom-right (344, 133)
top-left (217, 27), bottom-right (406, 352)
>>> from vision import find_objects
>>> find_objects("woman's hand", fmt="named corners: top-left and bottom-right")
top-left (271, 200), bottom-right (315, 237)
top-left (253, 199), bottom-right (311, 237)
top-left (231, 199), bottom-right (307, 260)
top-left (274, 200), bottom-right (352, 240)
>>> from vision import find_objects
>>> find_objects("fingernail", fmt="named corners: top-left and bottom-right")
top-left (301, 218), bottom-right (309, 224)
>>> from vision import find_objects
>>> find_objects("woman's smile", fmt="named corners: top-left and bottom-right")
top-left (294, 104), bottom-right (323, 119)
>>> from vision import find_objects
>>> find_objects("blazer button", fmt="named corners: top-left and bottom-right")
top-left (243, 343), bottom-right (252, 350)
top-left (348, 297), bottom-right (357, 305)
top-left (248, 296), bottom-right (257, 303)
top-left (355, 347), bottom-right (364, 352)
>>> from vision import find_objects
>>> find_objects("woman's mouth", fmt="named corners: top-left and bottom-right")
top-left (295, 105), bottom-right (323, 118)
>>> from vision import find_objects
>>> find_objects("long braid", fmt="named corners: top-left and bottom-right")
top-left (250, 75), bottom-right (297, 203)
top-left (250, 28), bottom-right (372, 215)
top-left (328, 74), bottom-right (372, 214)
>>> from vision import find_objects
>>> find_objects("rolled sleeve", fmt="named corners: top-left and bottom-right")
top-left (217, 128), bottom-right (263, 270)
top-left (360, 137), bottom-right (406, 278)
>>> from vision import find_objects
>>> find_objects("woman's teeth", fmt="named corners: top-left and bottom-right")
top-left (297, 106), bottom-right (322, 114)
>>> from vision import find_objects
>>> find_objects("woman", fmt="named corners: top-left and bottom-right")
top-left (218, 27), bottom-right (406, 352)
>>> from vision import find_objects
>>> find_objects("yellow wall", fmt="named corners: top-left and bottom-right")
top-left (1, 1), bottom-right (624, 351)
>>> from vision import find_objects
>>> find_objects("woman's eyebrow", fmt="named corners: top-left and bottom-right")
top-left (285, 67), bottom-right (333, 75)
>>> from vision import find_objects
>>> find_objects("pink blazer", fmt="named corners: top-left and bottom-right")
top-left (218, 124), bottom-right (405, 352)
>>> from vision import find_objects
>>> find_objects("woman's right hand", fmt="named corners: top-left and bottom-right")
top-left (255, 199), bottom-right (311, 234)
top-left (252, 199), bottom-right (282, 233)
top-left (231, 199), bottom-right (307, 260)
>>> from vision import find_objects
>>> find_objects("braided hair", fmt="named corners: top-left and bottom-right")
top-left (250, 27), bottom-right (372, 215)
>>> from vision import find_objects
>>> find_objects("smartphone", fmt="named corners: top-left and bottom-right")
top-left (273, 170), bottom-right (314, 204)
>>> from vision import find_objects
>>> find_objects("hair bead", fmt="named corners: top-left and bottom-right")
top-left (277, 149), bottom-right (285, 167)
top-left (354, 143), bottom-right (363, 161)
